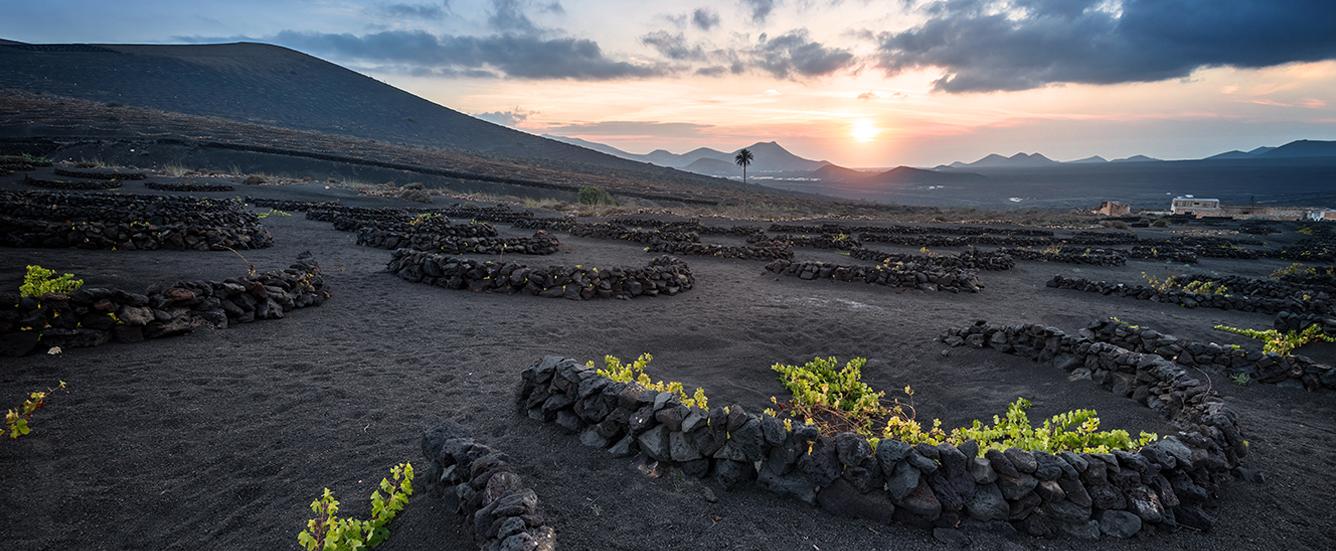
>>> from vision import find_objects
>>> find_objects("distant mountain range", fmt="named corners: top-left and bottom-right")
top-left (547, 135), bottom-right (991, 185)
top-left (937, 140), bottom-right (1336, 170)
top-left (550, 135), bottom-right (1336, 190)
top-left (544, 136), bottom-right (828, 173)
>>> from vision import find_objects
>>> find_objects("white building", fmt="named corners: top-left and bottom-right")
top-left (1170, 196), bottom-right (1221, 216)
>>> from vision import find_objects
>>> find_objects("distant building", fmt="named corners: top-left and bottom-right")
top-left (1169, 195), bottom-right (1333, 221)
top-left (1093, 201), bottom-right (1131, 216)
top-left (1170, 196), bottom-right (1221, 216)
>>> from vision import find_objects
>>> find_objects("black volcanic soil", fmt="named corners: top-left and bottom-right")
top-left (1, 181), bottom-right (1335, 551)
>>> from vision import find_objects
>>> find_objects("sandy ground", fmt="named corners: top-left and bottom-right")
top-left (2, 181), bottom-right (1335, 550)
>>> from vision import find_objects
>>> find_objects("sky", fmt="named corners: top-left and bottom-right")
top-left (3, 0), bottom-right (1336, 168)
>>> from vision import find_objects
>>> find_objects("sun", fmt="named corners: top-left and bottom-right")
top-left (851, 118), bottom-right (881, 143)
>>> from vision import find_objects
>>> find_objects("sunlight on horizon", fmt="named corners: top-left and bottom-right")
top-left (850, 118), bottom-right (881, 144)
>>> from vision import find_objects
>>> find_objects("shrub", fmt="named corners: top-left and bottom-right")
top-left (1213, 323), bottom-right (1335, 356)
top-left (771, 356), bottom-right (887, 435)
top-left (578, 186), bottom-right (617, 206)
top-left (407, 212), bottom-right (440, 226)
top-left (19, 265), bottom-right (84, 298)
top-left (932, 398), bottom-right (1156, 455)
top-left (1151, 219), bottom-right (1169, 228)
top-left (769, 356), bottom-right (1157, 455)
top-left (14, 153), bottom-right (52, 167)
top-left (1181, 279), bottom-right (1228, 295)
top-left (257, 209), bottom-right (291, 219)
top-left (5, 381), bottom-right (67, 440)
top-left (1271, 262), bottom-right (1316, 279)
top-left (590, 353), bottom-right (708, 409)
top-left (1140, 273), bottom-right (1227, 295)
top-left (298, 463), bottom-right (414, 551)
top-left (1230, 373), bottom-right (1252, 386)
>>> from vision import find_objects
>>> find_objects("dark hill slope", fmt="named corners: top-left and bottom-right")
top-left (0, 41), bottom-right (716, 184)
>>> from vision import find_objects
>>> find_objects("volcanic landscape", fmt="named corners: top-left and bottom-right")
top-left (1, 41), bottom-right (1335, 551)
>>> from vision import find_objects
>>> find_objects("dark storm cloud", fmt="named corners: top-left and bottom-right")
top-left (271, 30), bottom-right (665, 79)
top-left (752, 29), bottom-right (855, 78)
top-left (640, 31), bottom-right (706, 61)
top-left (379, 2), bottom-right (446, 19)
top-left (691, 8), bottom-right (721, 31)
top-left (877, 0), bottom-right (1336, 92)
top-left (488, 0), bottom-right (541, 33)
top-left (741, 0), bottom-right (778, 23)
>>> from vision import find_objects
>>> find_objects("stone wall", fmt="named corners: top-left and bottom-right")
top-left (1085, 318), bottom-right (1336, 390)
top-left (1047, 275), bottom-right (1330, 315)
top-left (1, 191), bottom-right (272, 250)
top-left (1275, 270), bottom-right (1336, 294)
top-left (513, 219), bottom-right (700, 244)
top-left (145, 181), bottom-right (236, 192)
top-left (940, 322), bottom-right (1247, 531)
top-left (848, 248), bottom-right (1016, 271)
top-left (24, 174), bottom-right (122, 190)
top-left (768, 223), bottom-right (1054, 238)
top-left (437, 204), bottom-right (535, 225)
top-left (765, 260), bottom-right (983, 293)
top-left (53, 166), bottom-right (145, 180)
top-left (999, 247), bottom-right (1127, 266)
top-left (357, 228), bottom-right (559, 255)
top-left (0, 255), bottom-right (329, 356)
top-left (247, 198), bottom-right (339, 212)
top-left (519, 345), bottom-right (1242, 541)
top-left (1127, 246), bottom-right (1198, 264)
top-left (748, 234), bottom-right (863, 250)
top-left (646, 239), bottom-right (793, 260)
top-left (420, 422), bottom-right (557, 551)
top-left (610, 217), bottom-right (764, 237)
top-left (333, 215), bottom-right (498, 237)
top-left (1274, 310), bottom-right (1336, 335)
top-left (1172, 274), bottom-right (1329, 301)
top-left (388, 249), bottom-right (694, 299)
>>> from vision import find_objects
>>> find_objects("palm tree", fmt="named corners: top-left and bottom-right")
top-left (734, 148), bottom-right (754, 184)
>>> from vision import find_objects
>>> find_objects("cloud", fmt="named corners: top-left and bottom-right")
top-left (488, 0), bottom-right (540, 33)
top-left (543, 120), bottom-right (713, 138)
top-left (474, 109), bottom-right (533, 126)
top-left (379, 2), bottom-right (446, 19)
top-left (268, 30), bottom-right (665, 80)
top-left (741, 0), bottom-right (778, 23)
top-left (640, 31), bottom-right (705, 61)
top-left (691, 8), bottom-right (721, 31)
top-left (856, 91), bottom-right (875, 100)
top-left (876, 0), bottom-right (1336, 92)
top-left (634, 27), bottom-right (852, 80)
top-left (751, 29), bottom-right (854, 78)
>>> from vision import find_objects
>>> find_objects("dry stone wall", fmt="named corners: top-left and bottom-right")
top-left (1047, 275), bottom-right (1331, 315)
top-left (646, 240), bottom-right (793, 260)
top-left (1086, 318), bottom-right (1336, 390)
top-left (998, 247), bottom-right (1127, 266)
top-left (388, 249), bottom-right (693, 299)
top-left (765, 260), bottom-right (983, 293)
top-left (145, 181), bottom-right (235, 192)
top-left (357, 229), bottom-right (559, 255)
top-left (0, 255), bottom-right (329, 356)
top-left (23, 174), bottom-right (122, 190)
top-left (519, 343), bottom-right (1243, 541)
top-left (848, 248), bottom-right (1016, 271)
top-left (0, 191), bottom-right (272, 250)
top-left (420, 422), bottom-right (557, 551)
